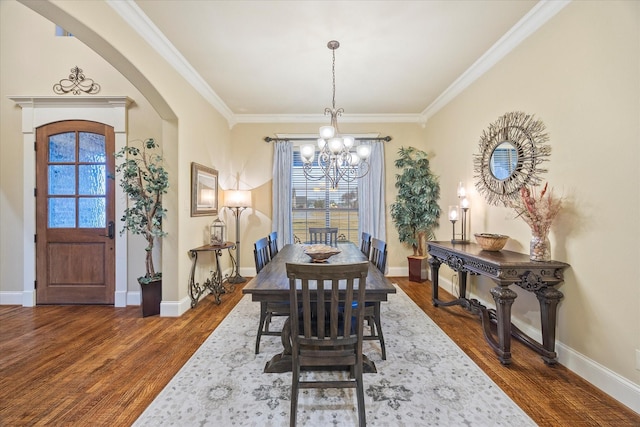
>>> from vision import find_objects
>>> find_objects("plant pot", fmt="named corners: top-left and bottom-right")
top-left (140, 278), bottom-right (162, 317)
top-left (408, 255), bottom-right (427, 283)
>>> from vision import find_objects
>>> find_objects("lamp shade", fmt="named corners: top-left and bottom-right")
top-left (225, 190), bottom-right (251, 207)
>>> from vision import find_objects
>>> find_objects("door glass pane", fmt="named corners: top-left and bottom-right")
top-left (49, 133), bottom-right (76, 162)
top-left (79, 165), bottom-right (105, 195)
top-left (79, 132), bottom-right (106, 162)
top-left (79, 197), bottom-right (105, 228)
top-left (48, 198), bottom-right (75, 228)
top-left (48, 165), bottom-right (75, 195)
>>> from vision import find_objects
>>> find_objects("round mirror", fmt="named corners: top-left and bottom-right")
top-left (473, 112), bottom-right (551, 206)
top-left (490, 141), bottom-right (518, 180)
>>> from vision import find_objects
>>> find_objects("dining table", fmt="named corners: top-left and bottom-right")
top-left (243, 241), bottom-right (396, 373)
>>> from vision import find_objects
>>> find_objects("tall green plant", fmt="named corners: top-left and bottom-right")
top-left (114, 138), bottom-right (168, 282)
top-left (390, 146), bottom-right (441, 256)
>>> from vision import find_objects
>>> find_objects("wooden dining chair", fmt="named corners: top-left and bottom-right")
top-left (308, 227), bottom-right (338, 246)
top-left (365, 237), bottom-right (388, 360)
top-left (254, 237), bottom-right (290, 353)
top-left (268, 231), bottom-right (279, 259)
top-left (360, 232), bottom-right (372, 258)
top-left (286, 261), bottom-right (369, 427)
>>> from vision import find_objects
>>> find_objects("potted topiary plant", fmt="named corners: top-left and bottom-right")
top-left (114, 137), bottom-right (169, 316)
top-left (390, 146), bottom-right (441, 282)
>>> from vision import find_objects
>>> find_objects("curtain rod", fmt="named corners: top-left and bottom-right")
top-left (264, 136), bottom-right (392, 143)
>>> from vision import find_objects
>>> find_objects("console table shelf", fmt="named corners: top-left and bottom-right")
top-left (188, 242), bottom-right (236, 307)
top-left (427, 241), bottom-right (570, 365)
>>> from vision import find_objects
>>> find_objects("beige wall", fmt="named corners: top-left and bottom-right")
top-left (0, 0), bottom-right (163, 295)
top-left (0, 0), bottom-right (233, 309)
top-left (424, 1), bottom-right (640, 388)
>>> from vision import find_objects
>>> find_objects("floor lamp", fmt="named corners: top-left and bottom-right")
top-left (225, 189), bottom-right (251, 284)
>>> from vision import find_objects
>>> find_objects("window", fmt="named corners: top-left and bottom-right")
top-left (55, 26), bottom-right (73, 37)
top-left (291, 149), bottom-right (359, 244)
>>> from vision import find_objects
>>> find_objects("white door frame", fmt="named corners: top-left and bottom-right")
top-left (10, 96), bottom-right (131, 307)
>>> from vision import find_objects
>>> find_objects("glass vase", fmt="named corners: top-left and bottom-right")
top-left (530, 234), bottom-right (551, 262)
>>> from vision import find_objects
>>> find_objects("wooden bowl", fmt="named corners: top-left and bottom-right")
top-left (474, 233), bottom-right (509, 251)
top-left (304, 244), bottom-right (341, 263)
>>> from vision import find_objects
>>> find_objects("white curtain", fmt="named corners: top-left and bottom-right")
top-left (271, 140), bottom-right (293, 246)
top-left (358, 141), bottom-right (386, 241)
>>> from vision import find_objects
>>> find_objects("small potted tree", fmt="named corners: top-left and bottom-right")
top-left (390, 147), bottom-right (441, 282)
top-left (114, 138), bottom-right (169, 316)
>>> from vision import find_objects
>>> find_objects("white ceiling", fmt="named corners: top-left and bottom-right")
top-left (123, 1), bottom-right (562, 124)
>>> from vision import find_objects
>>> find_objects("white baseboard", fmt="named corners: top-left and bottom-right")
top-left (557, 341), bottom-right (640, 414)
top-left (0, 291), bottom-right (23, 305)
top-left (434, 277), bottom-right (640, 415)
top-left (160, 296), bottom-right (191, 317)
top-left (127, 290), bottom-right (141, 306)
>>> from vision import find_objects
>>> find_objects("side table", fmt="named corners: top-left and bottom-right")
top-left (427, 241), bottom-right (570, 365)
top-left (188, 242), bottom-right (236, 307)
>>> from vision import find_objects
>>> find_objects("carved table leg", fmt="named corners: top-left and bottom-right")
top-left (536, 286), bottom-right (564, 364)
top-left (429, 256), bottom-right (441, 306)
top-left (459, 270), bottom-right (468, 298)
top-left (188, 250), bottom-right (200, 308)
top-left (490, 285), bottom-right (518, 365)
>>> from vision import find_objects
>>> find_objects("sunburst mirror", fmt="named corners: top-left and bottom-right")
top-left (473, 111), bottom-right (551, 206)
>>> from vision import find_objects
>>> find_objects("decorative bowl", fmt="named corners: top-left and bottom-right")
top-left (304, 244), bottom-right (341, 263)
top-left (474, 233), bottom-right (509, 251)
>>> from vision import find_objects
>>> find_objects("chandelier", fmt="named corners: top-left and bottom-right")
top-left (299, 40), bottom-right (372, 189)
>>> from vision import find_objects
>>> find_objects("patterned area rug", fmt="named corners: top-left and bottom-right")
top-left (134, 285), bottom-right (535, 426)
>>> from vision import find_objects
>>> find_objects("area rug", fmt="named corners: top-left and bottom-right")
top-left (133, 285), bottom-right (536, 426)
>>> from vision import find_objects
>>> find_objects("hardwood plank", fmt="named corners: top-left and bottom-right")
top-left (0, 279), bottom-right (638, 426)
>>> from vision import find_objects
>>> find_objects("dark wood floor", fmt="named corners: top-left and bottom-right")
top-left (0, 278), bottom-right (638, 426)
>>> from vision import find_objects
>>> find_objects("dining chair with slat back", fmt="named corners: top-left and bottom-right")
top-left (308, 227), bottom-right (338, 246)
top-left (365, 237), bottom-right (388, 359)
top-left (254, 237), bottom-right (290, 354)
top-left (268, 231), bottom-right (279, 259)
top-left (360, 232), bottom-right (372, 258)
top-left (254, 237), bottom-right (270, 274)
top-left (286, 261), bottom-right (369, 427)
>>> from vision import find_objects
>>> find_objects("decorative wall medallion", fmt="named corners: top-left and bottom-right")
top-left (474, 111), bottom-right (550, 206)
top-left (53, 66), bottom-right (101, 95)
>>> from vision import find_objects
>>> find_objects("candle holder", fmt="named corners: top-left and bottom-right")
top-left (448, 205), bottom-right (461, 243)
top-left (454, 182), bottom-right (470, 243)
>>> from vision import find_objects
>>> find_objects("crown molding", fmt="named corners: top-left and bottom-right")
top-left (234, 113), bottom-right (423, 125)
top-left (420, 0), bottom-right (571, 123)
top-left (107, 0), bottom-right (236, 128)
top-left (109, 0), bottom-right (569, 128)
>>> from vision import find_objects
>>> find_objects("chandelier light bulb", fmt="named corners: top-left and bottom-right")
top-left (328, 137), bottom-right (344, 155)
top-left (300, 144), bottom-right (315, 163)
top-left (319, 125), bottom-right (335, 139)
top-left (356, 144), bottom-right (371, 159)
top-left (317, 138), bottom-right (326, 149)
top-left (343, 135), bottom-right (355, 149)
top-left (349, 152), bottom-right (360, 166)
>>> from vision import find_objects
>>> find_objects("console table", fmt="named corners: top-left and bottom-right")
top-left (188, 242), bottom-right (236, 307)
top-left (427, 241), bottom-right (569, 365)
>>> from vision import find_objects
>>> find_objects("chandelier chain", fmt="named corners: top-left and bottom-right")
top-left (331, 46), bottom-right (336, 110)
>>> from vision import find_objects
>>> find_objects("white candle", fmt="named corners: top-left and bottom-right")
top-left (449, 207), bottom-right (459, 221)
top-left (457, 182), bottom-right (466, 198)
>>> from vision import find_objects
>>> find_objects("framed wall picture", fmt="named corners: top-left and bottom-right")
top-left (191, 162), bottom-right (218, 216)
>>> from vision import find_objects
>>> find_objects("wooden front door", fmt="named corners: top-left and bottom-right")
top-left (36, 121), bottom-right (116, 304)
